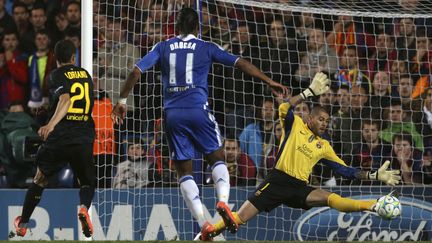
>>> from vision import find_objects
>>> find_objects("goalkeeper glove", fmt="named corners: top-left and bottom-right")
top-left (300, 72), bottom-right (330, 99)
top-left (368, 160), bottom-right (401, 186)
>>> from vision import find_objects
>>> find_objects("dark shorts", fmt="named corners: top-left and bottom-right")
top-left (36, 143), bottom-right (95, 186)
top-left (248, 169), bottom-right (316, 212)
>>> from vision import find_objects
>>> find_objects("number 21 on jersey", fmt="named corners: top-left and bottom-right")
top-left (68, 82), bottom-right (90, 115)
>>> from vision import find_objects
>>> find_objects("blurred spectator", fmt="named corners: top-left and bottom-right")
top-left (380, 99), bottom-right (424, 152)
top-left (138, 19), bottom-right (163, 55)
top-left (352, 120), bottom-right (391, 172)
top-left (65, 1), bottom-right (80, 28)
top-left (419, 88), bottom-right (432, 149)
top-left (212, 13), bottom-right (231, 49)
top-left (98, 19), bottom-right (141, 107)
top-left (396, 18), bottom-right (416, 60)
top-left (21, 4), bottom-right (48, 53)
top-left (293, 102), bottom-right (310, 123)
top-left (390, 133), bottom-right (423, 184)
top-left (264, 121), bottom-right (282, 177)
top-left (335, 85), bottom-right (369, 158)
top-left (0, 30), bottom-right (28, 110)
top-left (94, 12), bottom-right (107, 52)
top-left (389, 59), bottom-right (408, 95)
top-left (335, 46), bottom-right (372, 93)
top-left (113, 138), bottom-right (159, 188)
top-left (52, 12), bottom-right (68, 43)
top-left (0, 0), bottom-right (14, 37)
top-left (0, 102), bottom-right (38, 188)
top-left (368, 71), bottom-right (391, 120)
top-left (295, 28), bottom-right (338, 87)
top-left (261, 17), bottom-right (299, 93)
top-left (293, 12), bottom-right (315, 42)
top-left (222, 138), bottom-right (256, 186)
top-left (397, 74), bottom-right (422, 123)
top-left (147, 118), bottom-right (176, 186)
top-left (409, 30), bottom-right (432, 75)
top-left (64, 26), bottom-right (81, 66)
top-left (367, 32), bottom-right (397, 80)
top-left (27, 29), bottom-right (56, 122)
top-left (93, 90), bottom-right (115, 188)
top-left (11, 2), bottom-right (32, 54)
top-left (239, 99), bottom-right (276, 177)
top-left (199, 2), bottom-right (216, 41)
top-left (327, 15), bottom-right (374, 57)
top-left (216, 23), bottom-right (262, 135)
top-left (146, 0), bottom-right (174, 39)
top-left (318, 87), bottom-right (337, 115)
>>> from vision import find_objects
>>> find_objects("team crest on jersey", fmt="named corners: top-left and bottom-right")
top-left (316, 141), bottom-right (322, 149)
top-left (308, 135), bottom-right (315, 143)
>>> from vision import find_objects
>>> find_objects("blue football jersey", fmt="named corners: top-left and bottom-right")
top-left (135, 34), bottom-right (239, 109)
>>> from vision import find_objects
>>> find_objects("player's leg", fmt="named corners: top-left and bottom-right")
top-left (68, 143), bottom-right (96, 237)
top-left (14, 168), bottom-right (47, 236)
top-left (305, 188), bottom-right (376, 212)
top-left (164, 109), bottom-right (208, 227)
top-left (175, 159), bottom-right (207, 227)
top-left (206, 148), bottom-right (230, 204)
top-left (15, 145), bottom-right (62, 237)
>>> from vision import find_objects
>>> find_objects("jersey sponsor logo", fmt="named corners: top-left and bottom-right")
top-left (66, 114), bottom-right (89, 121)
top-left (64, 70), bottom-right (88, 79)
top-left (296, 144), bottom-right (313, 159)
top-left (293, 195), bottom-right (432, 241)
top-left (169, 42), bottom-right (196, 51)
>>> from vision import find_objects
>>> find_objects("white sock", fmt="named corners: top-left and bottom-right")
top-left (179, 175), bottom-right (206, 227)
top-left (211, 161), bottom-right (230, 203)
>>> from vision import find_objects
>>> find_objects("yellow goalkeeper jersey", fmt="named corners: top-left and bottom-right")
top-left (275, 103), bottom-right (358, 183)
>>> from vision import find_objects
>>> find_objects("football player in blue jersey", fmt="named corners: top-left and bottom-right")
top-left (111, 7), bottom-right (288, 236)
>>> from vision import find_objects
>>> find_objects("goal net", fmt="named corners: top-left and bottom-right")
top-left (93, 0), bottom-right (432, 241)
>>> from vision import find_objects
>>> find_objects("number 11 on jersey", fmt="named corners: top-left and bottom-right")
top-left (169, 53), bottom-right (194, 85)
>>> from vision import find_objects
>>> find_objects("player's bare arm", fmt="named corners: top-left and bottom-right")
top-left (111, 67), bottom-right (141, 124)
top-left (38, 93), bottom-right (71, 141)
top-left (235, 58), bottom-right (289, 95)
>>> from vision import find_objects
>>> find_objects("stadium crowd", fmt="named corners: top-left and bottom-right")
top-left (0, 0), bottom-right (431, 188)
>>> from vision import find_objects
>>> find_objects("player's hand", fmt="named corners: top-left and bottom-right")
top-left (111, 103), bottom-right (127, 125)
top-left (377, 160), bottom-right (401, 186)
top-left (268, 80), bottom-right (289, 96)
top-left (38, 124), bottom-right (55, 141)
top-left (301, 72), bottom-right (330, 99)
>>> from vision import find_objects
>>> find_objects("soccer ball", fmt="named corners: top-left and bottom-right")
top-left (376, 195), bottom-right (402, 220)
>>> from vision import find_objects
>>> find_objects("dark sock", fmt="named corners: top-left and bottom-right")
top-left (21, 183), bottom-right (44, 223)
top-left (79, 185), bottom-right (95, 209)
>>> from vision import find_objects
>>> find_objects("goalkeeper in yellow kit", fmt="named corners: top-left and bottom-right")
top-left (197, 72), bottom-right (401, 241)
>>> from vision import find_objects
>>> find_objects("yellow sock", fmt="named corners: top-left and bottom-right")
top-left (213, 212), bottom-right (245, 234)
top-left (328, 193), bottom-right (376, 212)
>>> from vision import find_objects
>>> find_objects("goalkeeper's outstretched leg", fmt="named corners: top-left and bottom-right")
top-left (198, 188), bottom-right (379, 241)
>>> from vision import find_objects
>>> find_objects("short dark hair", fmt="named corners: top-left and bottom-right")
top-left (13, 2), bottom-right (28, 12)
top-left (311, 105), bottom-right (329, 116)
top-left (393, 133), bottom-right (413, 147)
top-left (362, 119), bottom-right (380, 129)
top-left (35, 29), bottom-right (50, 38)
top-left (64, 26), bottom-right (80, 38)
top-left (54, 40), bottom-right (75, 63)
top-left (176, 7), bottom-right (199, 35)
